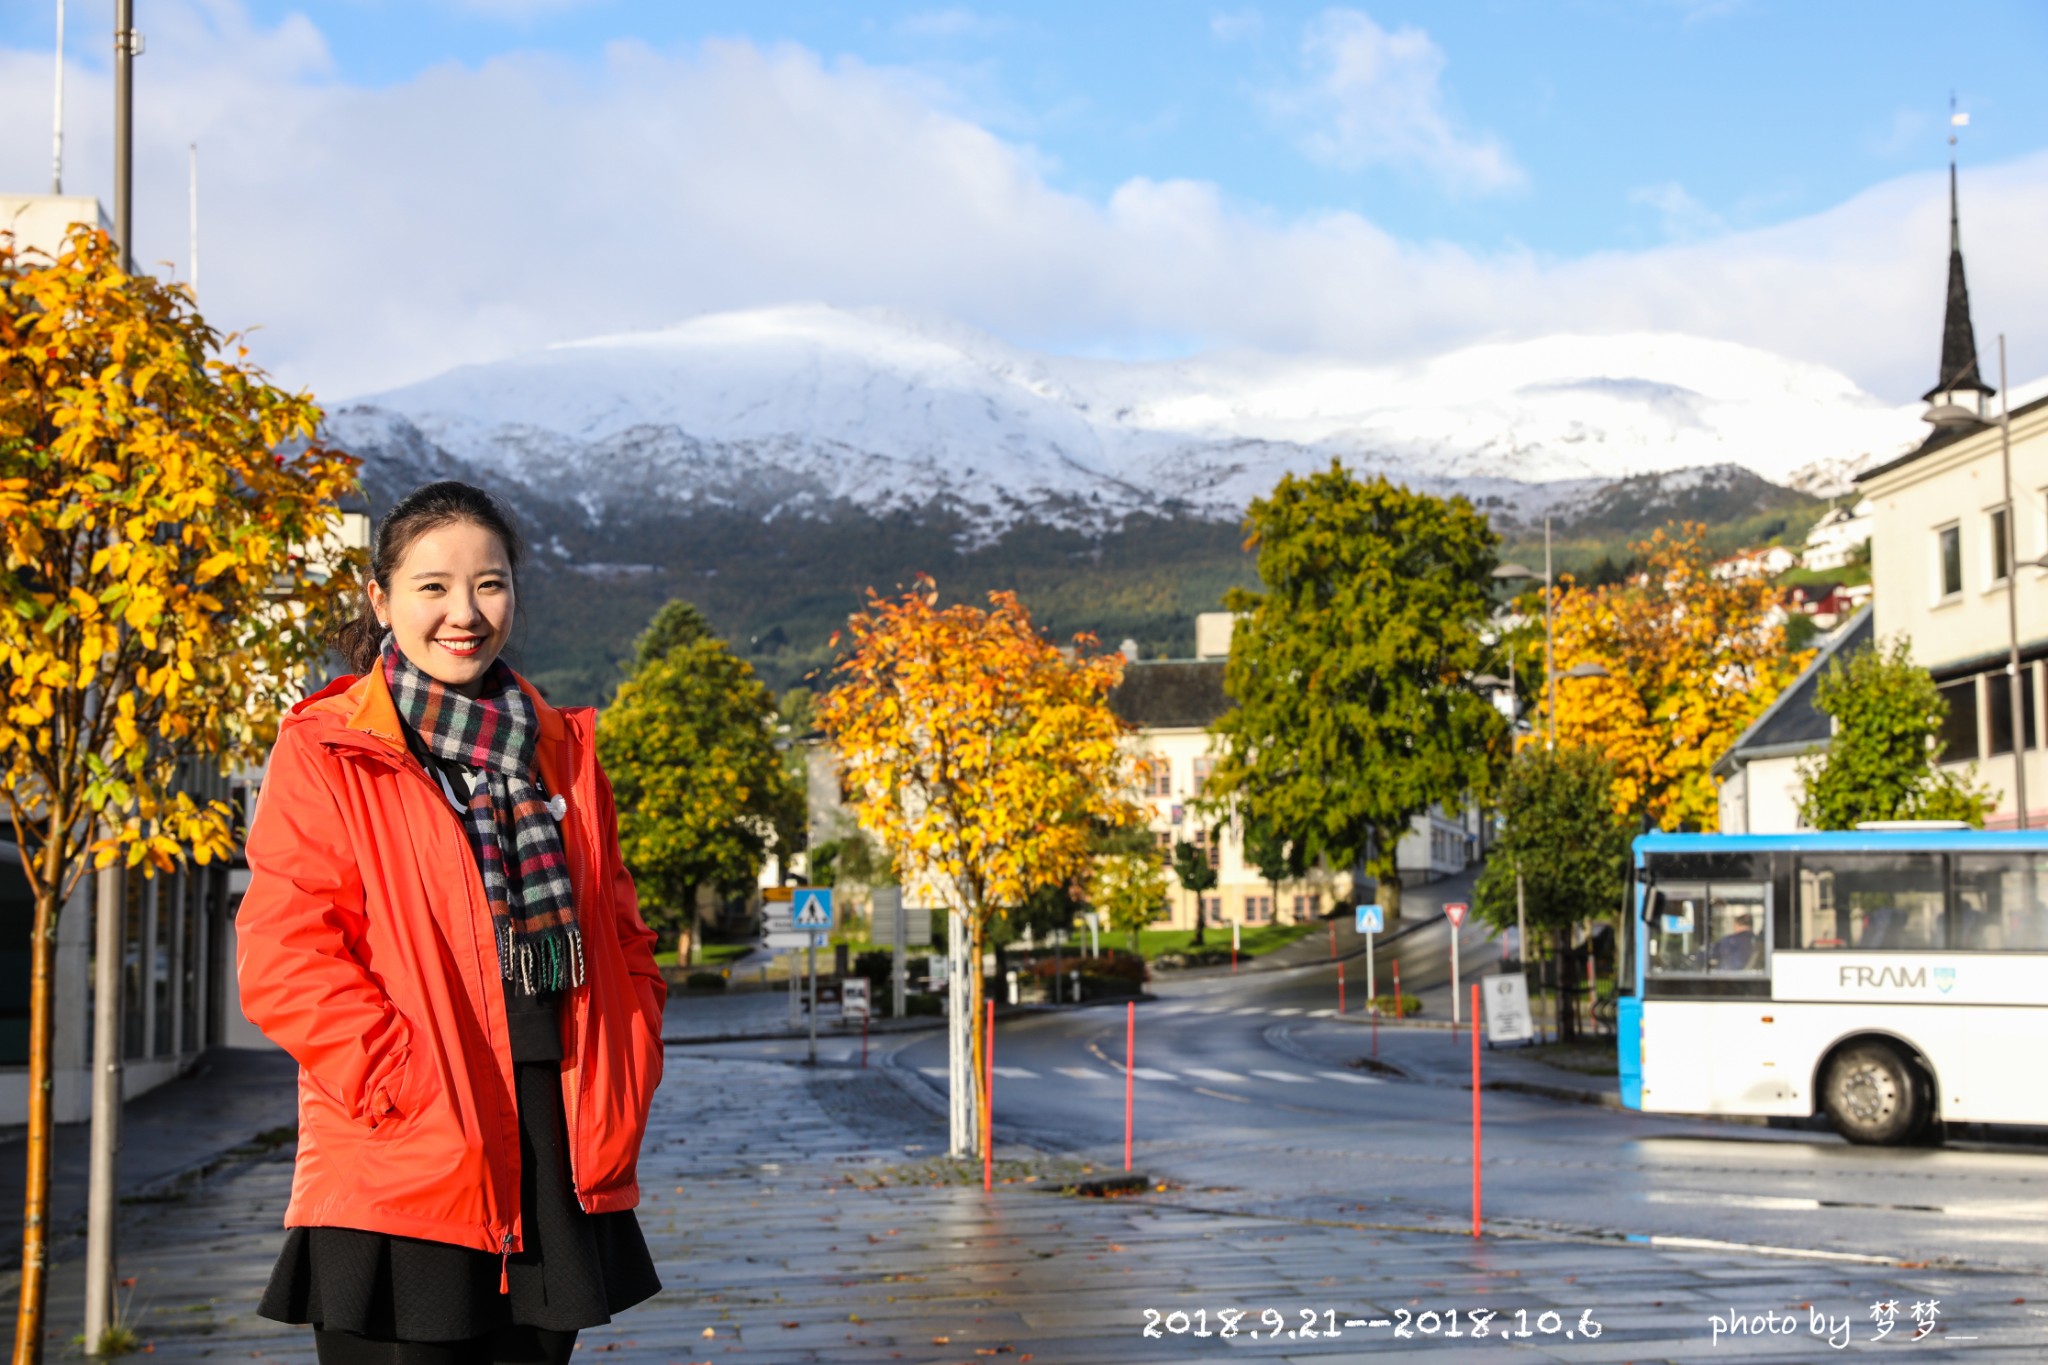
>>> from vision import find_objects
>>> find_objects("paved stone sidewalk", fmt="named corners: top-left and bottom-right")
top-left (14, 1051), bottom-right (2046, 1362)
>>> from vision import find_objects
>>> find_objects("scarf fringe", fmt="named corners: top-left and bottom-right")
top-left (501, 923), bottom-right (586, 995)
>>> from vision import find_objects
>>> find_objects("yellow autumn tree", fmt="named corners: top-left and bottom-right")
top-left (1551, 523), bottom-right (1808, 830)
top-left (815, 579), bottom-right (1141, 1157)
top-left (0, 226), bottom-right (360, 1358)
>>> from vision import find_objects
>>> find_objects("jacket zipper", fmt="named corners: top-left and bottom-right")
top-left (559, 748), bottom-right (592, 1212)
top-left (499, 1231), bottom-right (513, 1295)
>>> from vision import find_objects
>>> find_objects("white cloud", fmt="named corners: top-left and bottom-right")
top-left (1265, 8), bottom-right (1524, 194)
top-left (1210, 8), bottom-right (1264, 43)
top-left (896, 8), bottom-right (1014, 41)
top-left (1630, 181), bottom-right (1726, 242)
top-left (1, 0), bottom-right (2042, 409)
top-left (445, 0), bottom-right (614, 20)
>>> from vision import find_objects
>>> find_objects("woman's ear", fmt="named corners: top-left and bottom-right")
top-left (365, 580), bottom-right (390, 629)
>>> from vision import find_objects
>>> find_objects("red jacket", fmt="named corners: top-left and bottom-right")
top-left (236, 667), bottom-right (666, 1260)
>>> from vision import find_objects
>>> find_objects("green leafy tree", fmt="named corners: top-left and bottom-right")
top-left (1211, 464), bottom-right (1507, 915)
top-left (1240, 813), bottom-right (1309, 920)
top-left (1171, 837), bottom-right (1218, 944)
top-left (1474, 745), bottom-right (1631, 1041)
top-left (1797, 635), bottom-right (1996, 828)
top-left (597, 600), bottom-right (801, 961)
top-left (1090, 850), bottom-right (1169, 953)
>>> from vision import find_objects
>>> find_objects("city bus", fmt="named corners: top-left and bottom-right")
top-left (1618, 829), bottom-right (2048, 1145)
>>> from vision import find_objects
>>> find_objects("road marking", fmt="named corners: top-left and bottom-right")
top-left (1057, 1067), bottom-right (1109, 1080)
top-left (1231, 1006), bottom-right (1266, 1015)
top-left (1269, 1007), bottom-right (1303, 1016)
top-left (1149, 1005), bottom-right (1192, 1015)
top-left (991, 1066), bottom-right (1038, 1079)
top-left (1131, 1067), bottom-right (1179, 1081)
top-left (1307, 1008), bottom-right (1336, 1017)
top-left (1184, 1067), bottom-right (1247, 1083)
top-left (919, 1067), bottom-right (950, 1078)
top-left (1250, 1069), bottom-right (1314, 1084)
top-left (1316, 1070), bottom-right (1383, 1085)
top-left (1195, 1007), bottom-right (1230, 1014)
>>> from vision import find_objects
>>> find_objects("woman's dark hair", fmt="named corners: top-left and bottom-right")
top-left (332, 481), bottom-right (525, 676)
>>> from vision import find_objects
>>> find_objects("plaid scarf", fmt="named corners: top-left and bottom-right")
top-left (382, 639), bottom-right (584, 995)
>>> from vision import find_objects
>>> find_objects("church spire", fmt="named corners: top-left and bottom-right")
top-left (1923, 106), bottom-right (1994, 425)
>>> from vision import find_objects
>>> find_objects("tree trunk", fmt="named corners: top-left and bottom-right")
top-left (1556, 925), bottom-right (1579, 1044)
top-left (967, 912), bottom-right (988, 1159)
top-left (1190, 885), bottom-right (1206, 947)
top-left (14, 841), bottom-right (65, 1365)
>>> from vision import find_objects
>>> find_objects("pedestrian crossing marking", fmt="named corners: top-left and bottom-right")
top-left (1185, 1067), bottom-right (1247, 1083)
top-left (1150, 1005), bottom-right (1192, 1015)
top-left (1250, 1069), bottom-right (1313, 1084)
top-left (1131, 1067), bottom-right (1178, 1081)
top-left (919, 1067), bottom-right (950, 1078)
top-left (1316, 1070), bottom-right (1383, 1085)
top-left (992, 1066), bottom-right (1038, 1079)
top-left (1307, 1008), bottom-right (1336, 1017)
top-left (1270, 1007), bottom-right (1303, 1016)
top-left (1195, 1007), bottom-right (1230, 1014)
top-left (1057, 1067), bottom-right (1108, 1080)
top-left (1231, 1006), bottom-right (1266, 1015)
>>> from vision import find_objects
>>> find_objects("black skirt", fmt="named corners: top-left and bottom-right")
top-left (258, 1062), bottom-right (661, 1342)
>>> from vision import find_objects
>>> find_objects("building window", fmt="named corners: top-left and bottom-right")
top-left (1200, 894), bottom-right (1223, 925)
top-left (1155, 830), bottom-right (1174, 866)
top-left (1192, 756), bottom-right (1214, 796)
top-left (1144, 755), bottom-right (1172, 798)
top-left (1938, 676), bottom-right (1980, 763)
top-left (1937, 523), bottom-right (1963, 600)
top-left (1988, 664), bottom-right (2038, 755)
top-left (1244, 895), bottom-right (1272, 924)
top-left (1205, 828), bottom-right (1221, 871)
top-left (1991, 506), bottom-right (2014, 586)
top-left (1291, 894), bottom-right (1321, 923)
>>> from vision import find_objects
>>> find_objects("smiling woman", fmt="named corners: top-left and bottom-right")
top-left (237, 481), bottom-right (668, 1365)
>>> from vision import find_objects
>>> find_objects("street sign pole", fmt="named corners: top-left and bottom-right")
top-left (1444, 902), bottom-right (1470, 1032)
top-left (807, 935), bottom-right (817, 1065)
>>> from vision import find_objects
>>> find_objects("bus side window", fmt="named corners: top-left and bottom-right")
top-left (1797, 855), bottom-right (1944, 951)
top-left (1955, 854), bottom-right (2048, 950)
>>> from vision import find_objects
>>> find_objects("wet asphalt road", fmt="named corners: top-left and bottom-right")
top-left (699, 913), bottom-right (2048, 1275)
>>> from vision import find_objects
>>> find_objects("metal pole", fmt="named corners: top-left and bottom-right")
top-left (1515, 870), bottom-right (1527, 977)
top-left (83, 864), bottom-right (125, 1353)
top-left (1544, 516), bottom-right (1557, 750)
top-left (50, 0), bottom-right (66, 193)
top-left (806, 936), bottom-right (817, 1065)
top-left (1450, 915), bottom-right (1461, 1034)
top-left (1470, 983), bottom-right (1482, 1239)
top-left (2000, 335), bottom-right (2028, 829)
top-left (114, 0), bottom-right (134, 271)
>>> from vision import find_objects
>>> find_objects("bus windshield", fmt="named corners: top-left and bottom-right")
top-left (1647, 880), bottom-right (1767, 976)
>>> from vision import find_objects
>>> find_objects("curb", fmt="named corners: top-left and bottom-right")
top-left (1160, 913), bottom-right (1440, 980)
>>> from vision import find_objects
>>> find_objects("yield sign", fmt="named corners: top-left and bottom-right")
top-left (792, 887), bottom-right (835, 931)
top-left (1443, 901), bottom-right (1469, 928)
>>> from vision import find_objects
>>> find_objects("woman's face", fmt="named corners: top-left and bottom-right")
top-left (366, 520), bottom-right (516, 698)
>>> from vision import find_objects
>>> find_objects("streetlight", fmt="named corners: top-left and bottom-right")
top-left (1493, 516), bottom-right (1559, 747)
top-left (1998, 336), bottom-right (2033, 831)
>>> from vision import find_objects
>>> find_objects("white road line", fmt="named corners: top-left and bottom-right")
top-left (1149, 1005), bottom-right (1192, 1015)
top-left (1307, 1008), bottom-right (1337, 1017)
top-left (1185, 1067), bottom-right (1247, 1083)
top-left (1250, 1069), bottom-right (1314, 1084)
top-left (919, 1067), bottom-right (949, 1078)
top-left (1316, 1070), bottom-right (1383, 1085)
top-left (1057, 1066), bottom-right (1109, 1080)
top-left (1131, 1067), bottom-right (1179, 1081)
top-left (1230, 1006), bottom-right (1266, 1015)
top-left (991, 1066), bottom-right (1038, 1079)
top-left (1195, 1007), bottom-right (1230, 1015)
top-left (1269, 1007), bottom-right (1303, 1016)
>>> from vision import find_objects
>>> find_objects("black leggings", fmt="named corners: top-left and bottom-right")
top-left (313, 1326), bottom-right (577, 1365)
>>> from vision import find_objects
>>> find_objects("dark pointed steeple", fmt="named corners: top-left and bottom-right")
top-left (1922, 154), bottom-right (1995, 424)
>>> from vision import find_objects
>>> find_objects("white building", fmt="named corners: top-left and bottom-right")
top-left (1802, 498), bottom-right (1874, 573)
top-left (1713, 607), bottom-right (1872, 833)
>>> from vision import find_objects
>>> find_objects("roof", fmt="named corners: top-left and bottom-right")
top-left (1711, 604), bottom-right (1873, 777)
top-left (1855, 391), bottom-right (2048, 486)
top-left (1109, 659), bottom-right (1230, 729)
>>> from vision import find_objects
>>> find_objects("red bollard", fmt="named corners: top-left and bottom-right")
top-left (1124, 1001), bottom-right (1135, 1172)
top-left (983, 1000), bottom-right (995, 1193)
top-left (1471, 982), bottom-right (1482, 1238)
top-left (1337, 961), bottom-right (1345, 1015)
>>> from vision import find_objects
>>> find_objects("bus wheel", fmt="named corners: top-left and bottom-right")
top-left (1822, 1044), bottom-right (1924, 1146)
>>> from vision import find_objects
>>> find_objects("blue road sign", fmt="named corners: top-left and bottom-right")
top-left (1356, 904), bottom-right (1384, 934)
top-left (792, 887), bottom-right (835, 931)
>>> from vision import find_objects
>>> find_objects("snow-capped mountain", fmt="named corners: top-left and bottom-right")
top-left (328, 304), bottom-right (1930, 530)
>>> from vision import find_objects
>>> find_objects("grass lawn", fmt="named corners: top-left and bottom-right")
top-left (653, 941), bottom-right (760, 970)
top-left (1127, 923), bottom-right (1318, 960)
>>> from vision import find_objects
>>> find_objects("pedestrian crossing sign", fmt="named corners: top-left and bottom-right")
top-left (1356, 904), bottom-right (1383, 934)
top-left (792, 887), bottom-right (834, 931)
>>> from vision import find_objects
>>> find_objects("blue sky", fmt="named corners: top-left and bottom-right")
top-left (149, 0), bottom-right (2048, 253)
top-left (2, 2), bottom-right (2044, 400)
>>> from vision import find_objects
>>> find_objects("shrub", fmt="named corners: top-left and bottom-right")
top-left (685, 970), bottom-right (727, 991)
top-left (905, 993), bottom-right (944, 1017)
top-left (1369, 992), bottom-right (1420, 1017)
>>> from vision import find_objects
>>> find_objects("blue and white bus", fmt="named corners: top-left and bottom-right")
top-left (1619, 829), bottom-right (2048, 1145)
